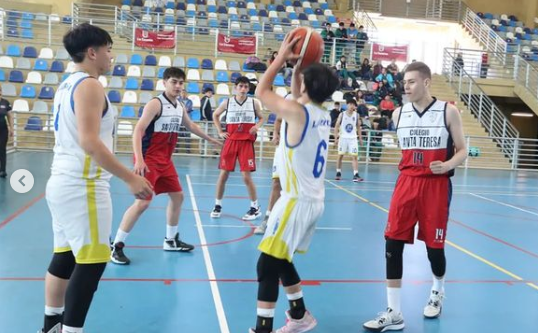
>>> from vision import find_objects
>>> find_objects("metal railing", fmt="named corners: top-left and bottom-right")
top-left (354, 0), bottom-right (464, 21)
top-left (444, 48), bottom-right (516, 80)
top-left (514, 55), bottom-right (538, 101)
top-left (442, 49), bottom-right (519, 159)
top-left (10, 111), bottom-right (533, 170)
top-left (0, 10), bottom-right (70, 46)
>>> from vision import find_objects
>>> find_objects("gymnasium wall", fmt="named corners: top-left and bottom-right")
top-left (464, 0), bottom-right (538, 27)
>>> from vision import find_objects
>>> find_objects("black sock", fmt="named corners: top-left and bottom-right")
top-left (44, 313), bottom-right (62, 332)
top-left (255, 315), bottom-right (273, 333)
top-left (289, 297), bottom-right (306, 320)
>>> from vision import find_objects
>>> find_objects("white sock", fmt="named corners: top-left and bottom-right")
top-left (353, 170), bottom-right (358, 175)
top-left (387, 287), bottom-right (401, 314)
top-left (257, 307), bottom-right (275, 318)
top-left (215, 199), bottom-right (222, 206)
top-left (432, 275), bottom-right (445, 293)
top-left (286, 290), bottom-right (303, 301)
top-left (113, 229), bottom-right (129, 245)
top-left (62, 325), bottom-right (83, 333)
top-left (337, 169), bottom-right (342, 173)
top-left (251, 200), bottom-right (258, 208)
top-left (166, 225), bottom-right (178, 239)
top-left (44, 306), bottom-right (64, 316)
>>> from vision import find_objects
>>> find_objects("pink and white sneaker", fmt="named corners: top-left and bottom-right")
top-left (275, 310), bottom-right (317, 333)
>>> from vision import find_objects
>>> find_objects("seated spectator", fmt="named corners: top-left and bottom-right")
top-left (360, 58), bottom-right (372, 80)
top-left (374, 81), bottom-right (389, 105)
top-left (357, 100), bottom-right (369, 118)
top-left (336, 56), bottom-right (357, 88)
top-left (379, 95), bottom-right (395, 119)
top-left (356, 26), bottom-right (369, 64)
top-left (375, 68), bottom-right (394, 88)
top-left (386, 59), bottom-right (399, 76)
top-left (372, 60), bottom-right (383, 78)
top-left (269, 51), bottom-right (292, 79)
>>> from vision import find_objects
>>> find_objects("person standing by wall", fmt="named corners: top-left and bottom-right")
top-left (0, 86), bottom-right (13, 178)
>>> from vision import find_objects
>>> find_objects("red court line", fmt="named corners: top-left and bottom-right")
top-left (0, 193), bottom-right (45, 230)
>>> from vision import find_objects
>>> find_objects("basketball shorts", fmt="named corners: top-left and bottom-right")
top-left (219, 139), bottom-right (256, 172)
top-left (46, 175), bottom-right (112, 264)
top-left (385, 174), bottom-right (452, 249)
top-left (338, 137), bottom-right (358, 156)
top-left (258, 195), bottom-right (324, 262)
top-left (145, 162), bottom-right (182, 198)
top-left (272, 146), bottom-right (282, 179)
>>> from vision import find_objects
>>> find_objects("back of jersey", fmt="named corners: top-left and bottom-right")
top-left (278, 103), bottom-right (331, 201)
top-left (51, 72), bottom-right (116, 181)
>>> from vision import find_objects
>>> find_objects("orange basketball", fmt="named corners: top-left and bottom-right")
top-left (288, 27), bottom-right (324, 69)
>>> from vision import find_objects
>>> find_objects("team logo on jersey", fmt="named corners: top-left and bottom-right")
top-left (248, 159), bottom-right (254, 167)
top-left (429, 112), bottom-right (437, 123)
top-left (345, 123), bottom-right (354, 133)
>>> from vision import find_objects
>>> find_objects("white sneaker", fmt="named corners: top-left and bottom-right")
top-left (254, 216), bottom-right (268, 235)
top-left (276, 310), bottom-right (317, 333)
top-left (39, 323), bottom-right (61, 333)
top-left (243, 206), bottom-right (261, 221)
top-left (363, 308), bottom-right (405, 332)
top-left (423, 290), bottom-right (444, 318)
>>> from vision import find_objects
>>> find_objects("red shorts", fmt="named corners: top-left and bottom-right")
top-left (144, 162), bottom-right (182, 198)
top-left (385, 174), bottom-right (452, 249)
top-left (219, 139), bottom-right (256, 172)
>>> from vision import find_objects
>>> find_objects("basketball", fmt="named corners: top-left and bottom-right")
top-left (288, 27), bottom-right (324, 69)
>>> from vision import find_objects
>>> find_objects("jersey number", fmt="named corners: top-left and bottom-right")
top-left (312, 140), bottom-right (327, 178)
top-left (413, 151), bottom-right (424, 165)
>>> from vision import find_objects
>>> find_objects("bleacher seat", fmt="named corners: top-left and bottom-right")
top-left (26, 71), bottom-right (42, 84)
top-left (267, 113), bottom-right (276, 125)
top-left (109, 77), bottom-right (123, 89)
top-left (125, 78), bottom-right (139, 90)
top-left (122, 91), bottom-right (138, 103)
top-left (16, 58), bottom-right (31, 70)
top-left (158, 56), bottom-right (172, 67)
top-left (216, 83), bottom-right (230, 95)
top-left (24, 116), bottom-right (43, 131)
top-left (214, 59), bottom-right (227, 70)
top-left (32, 101), bottom-right (48, 113)
top-left (0, 70), bottom-right (5, 82)
top-left (113, 65), bottom-right (126, 76)
top-left (157, 67), bottom-right (166, 79)
top-left (201, 58), bottom-right (213, 69)
top-left (216, 71), bottom-right (229, 82)
top-left (55, 49), bottom-right (70, 60)
top-left (142, 67), bottom-right (156, 78)
top-left (201, 70), bottom-right (214, 81)
top-left (156, 79), bottom-right (165, 91)
top-left (187, 57), bottom-right (200, 68)
top-left (187, 69), bottom-right (200, 81)
top-left (186, 82), bottom-right (200, 93)
top-left (65, 61), bottom-right (76, 73)
top-left (173, 56), bottom-right (186, 67)
top-left (39, 48), bottom-right (54, 59)
top-left (50, 60), bottom-right (64, 72)
top-left (115, 53), bottom-right (129, 64)
top-left (130, 54), bottom-right (143, 65)
top-left (145, 55), bottom-right (157, 66)
top-left (97, 75), bottom-right (108, 88)
top-left (108, 90), bottom-right (121, 103)
top-left (20, 85), bottom-right (36, 98)
top-left (121, 106), bottom-right (136, 118)
top-left (230, 72), bottom-right (241, 83)
top-left (21, 29), bottom-right (34, 39)
top-left (9, 70), bottom-right (24, 83)
top-left (140, 79), bottom-right (154, 91)
top-left (43, 73), bottom-right (58, 85)
top-left (13, 99), bottom-right (30, 112)
top-left (139, 91), bottom-right (153, 104)
top-left (38, 86), bottom-right (54, 99)
top-left (127, 65), bottom-right (141, 77)
top-left (7, 45), bottom-right (21, 57)
top-left (229, 61), bottom-right (240, 71)
top-left (23, 46), bottom-right (37, 58)
top-left (202, 82), bottom-right (215, 92)
top-left (2, 83), bottom-right (17, 97)
top-left (34, 59), bottom-right (49, 71)
top-left (7, 28), bottom-right (20, 38)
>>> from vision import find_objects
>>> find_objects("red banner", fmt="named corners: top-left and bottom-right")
top-left (371, 43), bottom-right (408, 62)
top-left (217, 33), bottom-right (256, 54)
top-left (134, 28), bottom-right (175, 49)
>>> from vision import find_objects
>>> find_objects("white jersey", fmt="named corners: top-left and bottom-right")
top-left (339, 111), bottom-right (358, 139)
top-left (226, 97), bottom-right (256, 124)
top-left (277, 103), bottom-right (331, 201)
top-left (51, 72), bottom-right (116, 181)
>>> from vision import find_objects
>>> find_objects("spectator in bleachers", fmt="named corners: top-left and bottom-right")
top-left (200, 86), bottom-right (214, 121)
top-left (356, 25), bottom-right (369, 62)
top-left (372, 60), bottom-right (383, 78)
top-left (336, 55), bottom-right (356, 88)
top-left (375, 67), bottom-right (394, 89)
top-left (269, 52), bottom-right (293, 80)
top-left (357, 100), bottom-right (369, 118)
top-left (375, 81), bottom-right (389, 105)
top-left (387, 59), bottom-right (399, 76)
top-left (335, 22), bottom-right (348, 60)
top-left (330, 101), bottom-right (342, 128)
top-left (360, 58), bottom-right (372, 80)
top-left (0, 87), bottom-right (12, 178)
top-left (321, 22), bottom-right (335, 62)
top-left (380, 94), bottom-right (395, 119)
top-left (453, 52), bottom-right (464, 76)
top-left (347, 23), bottom-right (358, 64)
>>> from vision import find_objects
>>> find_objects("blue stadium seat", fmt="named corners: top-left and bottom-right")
top-left (138, 106), bottom-right (145, 117)
top-left (227, 1), bottom-right (237, 7)
top-left (248, 9), bottom-right (257, 16)
top-left (201, 58), bottom-right (213, 69)
top-left (130, 54), bottom-right (143, 65)
top-left (141, 79), bottom-right (154, 90)
top-left (327, 16), bottom-right (336, 23)
top-left (9, 70), bottom-right (23, 83)
top-left (217, 6), bottom-right (227, 13)
top-left (209, 19), bottom-right (219, 27)
top-left (207, 5), bottom-right (217, 12)
top-left (263, 23), bottom-right (273, 32)
top-left (6, 45), bottom-right (20, 57)
top-left (62, 16), bottom-right (72, 24)
top-left (107, 90), bottom-right (121, 103)
top-left (50, 60), bottom-right (64, 73)
top-left (216, 71), bottom-right (229, 82)
top-left (125, 78), bottom-right (139, 90)
top-left (7, 28), bottom-right (19, 38)
top-left (113, 65), bottom-right (126, 76)
top-left (304, 8), bottom-right (313, 14)
top-left (197, 0), bottom-right (206, 4)
top-left (22, 12), bottom-right (34, 21)
top-left (155, 7), bottom-right (164, 13)
top-left (276, 4), bottom-right (285, 11)
top-left (145, 55), bottom-right (157, 66)
top-left (61, 73), bottom-right (70, 82)
top-left (238, 1), bottom-right (246, 8)
top-left (24, 116), bottom-right (42, 131)
top-left (320, 3), bottom-right (328, 9)
top-left (20, 85), bottom-right (36, 98)
top-left (21, 29), bottom-right (33, 39)
top-left (298, 13), bottom-right (307, 20)
top-left (23, 46), bottom-right (37, 58)
top-left (7, 11), bottom-right (21, 19)
top-left (164, 15), bottom-right (175, 24)
top-left (19, 20), bottom-right (32, 29)
top-left (133, 0), bottom-right (144, 5)
top-left (158, 67), bottom-right (166, 78)
top-left (199, 28), bottom-right (210, 35)
top-left (186, 82), bottom-right (200, 93)
top-left (38, 86), bottom-right (54, 99)
top-left (314, 8), bottom-right (323, 15)
top-left (258, 9), bottom-right (268, 17)
top-left (0, 70), bottom-right (5, 82)
top-left (293, 0), bottom-right (301, 6)
top-left (121, 106), bottom-right (136, 118)
top-left (273, 74), bottom-right (285, 86)
top-left (167, 1), bottom-right (176, 8)
top-left (230, 72), bottom-right (241, 83)
top-left (253, 22), bottom-right (262, 31)
top-left (177, 2), bottom-right (186, 10)
top-left (187, 58), bottom-right (200, 68)
top-left (34, 59), bottom-right (48, 71)
top-left (267, 113), bottom-right (276, 125)
top-left (190, 109), bottom-right (201, 121)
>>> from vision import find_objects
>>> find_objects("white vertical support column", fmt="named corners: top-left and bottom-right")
top-left (174, 25), bottom-right (178, 55)
top-left (464, 136), bottom-right (470, 169)
top-left (203, 122), bottom-right (209, 157)
top-left (114, 7), bottom-right (118, 34)
top-left (48, 18), bottom-right (52, 46)
top-left (511, 138), bottom-right (518, 169)
top-left (255, 33), bottom-right (259, 57)
top-left (214, 28), bottom-right (219, 57)
top-left (132, 21), bottom-right (136, 52)
top-left (13, 112), bottom-right (18, 148)
top-left (513, 54), bottom-right (519, 81)
top-left (365, 130), bottom-right (371, 165)
top-left (489, 104), bottom-right (494, 135)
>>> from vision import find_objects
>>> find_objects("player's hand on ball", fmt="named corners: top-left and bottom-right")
top-left (278, 34), bottom-right (302, 63)
top-left (219, 131), bottom-right (229, 139)
top-left (430, 160), bottom-right (450, 174)
top-left (134, 160), bottom-right (149, 176)
top-left (128, 175), bottom-right (153, 200)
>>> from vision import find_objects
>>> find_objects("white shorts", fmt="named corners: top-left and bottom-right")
top-left (258, 196), bottom-right (324, 262)
top-left (272, 146), bottom-right (282, 179)
top-left (338, 137), bottom-right (358, 156)
top-left (46, 175), bottom-right (112, 264)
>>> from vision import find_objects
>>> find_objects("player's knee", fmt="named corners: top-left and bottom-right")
top-left (385, 238), bottom-right (405, 280)
top-left (134, 199), bottom-right (151, 212)
top-left (257, 253), bottom-right (280, 302)
top-left (71, 263), bottom-right (107, 291)
top-left (241, 171), bottom-right (252, 183)
top-left (170, 192), bottom-right (184, 206)
top-left (279, 260), bottom-right (301, 287)
top-left (48, 251), bottom-right (76, 280)
top-left (426, 247), bottom-right (446, 277)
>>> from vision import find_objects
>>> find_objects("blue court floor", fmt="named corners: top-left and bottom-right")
top-left (1, 151), bottom-right (538, 333)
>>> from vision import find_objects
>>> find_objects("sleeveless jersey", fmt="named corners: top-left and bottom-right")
top-left (396, 98), bottom-right (454, 177)
top-left (51, 72), bottom-right (115, 181)
top-left (339, 111), bottom-right (358, 139)
top-left (277, 103), bottom-right (331, 201)
top-left (142, 93), bottom-right (184, 166)
top-left (225, 96), bottom-right (256, 141)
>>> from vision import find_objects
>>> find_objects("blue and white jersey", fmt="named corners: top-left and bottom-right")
top-left (339, 110), bottom-right (358, 139)
top-left (277, 103), bottom-right (331, 201)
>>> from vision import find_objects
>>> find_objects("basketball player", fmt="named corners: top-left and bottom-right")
top-left (110, 67), bottom-right (222, 265)
top-left (334, 98), bottom-right (363, 182)
top-left (40, 24), bottom-right (153, 333)
top-left (363, 62), bottom-right (467, 332)
top-left (249, 34), bottom-right (340, 333)
top-left (210, 76), bottom-right (265, 220)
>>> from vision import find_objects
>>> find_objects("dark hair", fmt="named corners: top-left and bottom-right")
top-left (346, 98), bottom-right (357, 106)
top-left (235, 76), bottom-right (250, 86)
top-left (404, 61), bottom-right (431, 79)
top-left (63, 23), bottom-right (113, 63)
top-left (301, 63), bottom-right (339, 104)
top-left (339, 22), bottom-right (345, 26)
top-left (334, 101), bottom-right (340, 105)
top-left (163, 67), bottom-right (186, 80)
top-left (203, 87), bottom-right (214, 93)
top-left (350, 23), bottom-right (355, 27)
top-left (359, 25), bottom-right (364, 29)
top-left (326, 22), bottom-right (331, 27)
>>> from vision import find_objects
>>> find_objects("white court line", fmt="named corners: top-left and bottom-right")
top-left (186, 175), bottom-right (230, 333)
top-left (469, 193), bottom-right (538, 217)
top-left (199, 224), bottom-right (352, 231)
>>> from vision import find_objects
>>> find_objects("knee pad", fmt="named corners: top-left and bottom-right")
top-left (47, 251), bottom-right (76, 280)
top-left (385, 239), bottom-right (405, 280)
top-left (426, 247), bottom-right (446, 277)
top-left (279, 260), bottom-right (301, 287)
top-left (257, 253), bottom-right (280, 302)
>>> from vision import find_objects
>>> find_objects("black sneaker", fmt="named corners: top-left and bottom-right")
top-left (242, 206), bottom-right (261, 221)
top-left (210, 204), bottom-right (222, 218)
top-left (353, 174), bottom-right (364, 182)
top-left (335, 171), bottom-right (342, 180)
top-left (163, 233), bottom-right (194, 252)
top-left (0, 171), bottom-right (7, 178)
top-left (40, 316), bottom-right (62, 333)
top-left (110, 242), bottom-right (130, 265)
